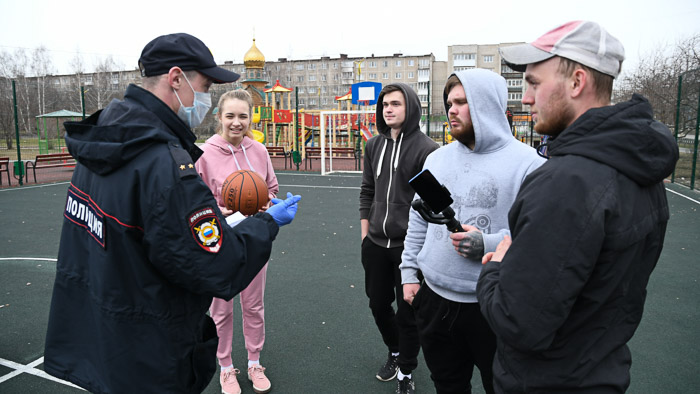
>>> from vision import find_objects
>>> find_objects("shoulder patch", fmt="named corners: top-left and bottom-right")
top-left (168, 142), bottom-right (198, 179)
top-left (188, 206), bottom-right (223, 253)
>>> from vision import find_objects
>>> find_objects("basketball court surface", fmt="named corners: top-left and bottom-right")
top-left (1, 173), bottom-right (698, 393)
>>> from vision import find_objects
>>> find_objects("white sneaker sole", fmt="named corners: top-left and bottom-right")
top-left (376, 368), bottom-right (399, 382)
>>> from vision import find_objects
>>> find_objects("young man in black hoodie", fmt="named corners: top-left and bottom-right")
top-left (360, 84), bottom-right (438, 394)
top-left (475, 21), bottom-right (679, 393)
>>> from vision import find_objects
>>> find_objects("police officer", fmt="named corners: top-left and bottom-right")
top-left (44, 33), bottom-right (301, 394)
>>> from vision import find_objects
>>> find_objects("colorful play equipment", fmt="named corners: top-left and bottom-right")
top-left (251, 129), bottom-right (265, 143)
top-left (250, 79), bottom-right (377, 165)
top-left (239, 38), bottom-right (379, 168)
top-left (262, 79), bottom-right (294, 148)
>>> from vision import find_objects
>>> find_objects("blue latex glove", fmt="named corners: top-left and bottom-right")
top-left (266, 192), bottom-right (301, 227)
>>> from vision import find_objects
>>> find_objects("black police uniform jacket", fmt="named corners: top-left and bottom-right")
top-left (44, 84), bottom-right (279, 394)
top-left (477, 94), bottom-right (679, 393)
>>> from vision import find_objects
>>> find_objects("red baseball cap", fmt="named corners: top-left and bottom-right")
top-left (500, 21), bottom-right (625, 78)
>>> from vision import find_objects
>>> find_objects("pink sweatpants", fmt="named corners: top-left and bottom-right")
top-left (210, 263), bottom-right (268, 367)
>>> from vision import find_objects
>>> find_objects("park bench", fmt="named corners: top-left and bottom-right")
top-left (266, 146), bottom-right (291, 169)
top-left (304, 146), bottom-right (360, 171)
top-left (25, 152), bottom-right (76, 183)
top-left (0, 157), bottom-right (10, 186)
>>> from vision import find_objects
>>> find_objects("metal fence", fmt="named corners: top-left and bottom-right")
top-left (3, 74), bottom-right (697, 189)
top-left (672, 68), bottom-right (700, 190)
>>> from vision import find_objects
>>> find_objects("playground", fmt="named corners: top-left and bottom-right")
top-left (0, 80), bottom-right (390, 185)
top-left (243, 79), bottom-right (382, 174)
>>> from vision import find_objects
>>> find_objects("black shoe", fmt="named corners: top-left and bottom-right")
top-left (396, 375), bottom-right (415, 394)
top-left (376, 353), bottom-right (399, 381)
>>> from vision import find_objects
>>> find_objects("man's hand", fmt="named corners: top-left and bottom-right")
top-left (482, 235), bottom-right (511, 265)
top-left (403, 283), bottom-right (420, 305)
top-left (449, 224), bottom-right (484, 259)
top-left (360, 219), bottom-right (369, 241)
top-left (266, 192), bottom-right (301, 226)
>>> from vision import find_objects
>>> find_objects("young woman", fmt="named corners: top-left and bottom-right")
top-left (196, 89), bottom-right (278, 394)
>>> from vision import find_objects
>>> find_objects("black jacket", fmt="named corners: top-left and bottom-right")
top-left (477, 94), bottom-right (679, 393)
top-left (359, 83), bottom-right (438, 248)
top-left (44, 84), bottom-right (278, 394)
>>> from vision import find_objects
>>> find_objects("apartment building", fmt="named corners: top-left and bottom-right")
top-left (226, 44), bottom-right (444, 134)
top-left (34, 40), bottom-right (526, 136)
top-left (448, 42), bottom-right (527, 112)
top-left (218, 39), bottom-right (526, 135)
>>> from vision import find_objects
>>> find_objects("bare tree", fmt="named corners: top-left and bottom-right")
top-left (31, 46), bottom-right (54, 116)
top-left (69, 50), bottom-right (86, 113)
top-left (615, 33), bottom-right (700, 134)
top-left (0, 48), bottom-right (36, 137)
top-left (1, 46), bottom-right (62, 149)
top-left (90, 55), bottom-right (123, 111)
top-left (675, 34), bottom-right (700, 73)
top-left (0, 76), bottom-right (16, 149)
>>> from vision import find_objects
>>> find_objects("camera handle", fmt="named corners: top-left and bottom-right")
top-left (411, 199), bottom-right (464, 233)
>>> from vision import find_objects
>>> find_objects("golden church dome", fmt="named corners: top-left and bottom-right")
top-left (244, 39), bottom-right (265, 69)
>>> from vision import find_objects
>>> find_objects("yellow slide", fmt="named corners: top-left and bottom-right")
top-left (251, 129), bottom-right (265, 143)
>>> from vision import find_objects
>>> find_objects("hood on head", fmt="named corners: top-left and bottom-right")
top-left (375, 83), bottom-right (422, 138)
top-left (444, 69), bottom-right (514, 153)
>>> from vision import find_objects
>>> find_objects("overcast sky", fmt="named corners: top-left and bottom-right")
top-left (1, 0), bottom-right (698, 79)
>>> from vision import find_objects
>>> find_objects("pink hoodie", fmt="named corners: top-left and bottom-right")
top-left (196, 133), bottom-right (279, 211)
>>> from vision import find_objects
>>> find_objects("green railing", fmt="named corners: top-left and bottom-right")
top-left (672, 68), bottom-right (700, 190)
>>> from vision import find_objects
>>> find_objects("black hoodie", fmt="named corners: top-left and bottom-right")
top-left (359, 83), bottom-right (438, 248)
top-left (477, 94), bottom-right (679, 393)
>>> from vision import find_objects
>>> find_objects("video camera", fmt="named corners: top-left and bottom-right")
top-left (409, 169), bottom-right (463, 233)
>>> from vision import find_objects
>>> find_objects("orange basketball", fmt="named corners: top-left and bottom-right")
top-left (220, 170), bottom-right (270, 215)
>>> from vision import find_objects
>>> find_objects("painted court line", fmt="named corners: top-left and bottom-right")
top-left (0, 181), bottom-right (70, 192)
top-left (0, 257), bottom-right (57, 262)
top-left (279, 183), bottom-right (360, 190)
top-left (0, 257), bottom-right (77, 390)
top-left (666, 187), bottom-right (700, 205)
top-left (278, 172), bottom-right (361, 178)
top-left (0, 357), bottom-right (84, 390)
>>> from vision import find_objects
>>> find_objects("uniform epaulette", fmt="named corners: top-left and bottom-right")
top-left (168, 141), bottom-right (198, 179)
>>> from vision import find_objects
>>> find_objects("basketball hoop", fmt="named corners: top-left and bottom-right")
top-left (351, 82), bottom-right (382, 106)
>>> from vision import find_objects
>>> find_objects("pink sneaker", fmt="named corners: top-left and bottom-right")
top-left (247, 364), bottom-right (271, 393)
top-left (220, 368), bottom-right (241, 394)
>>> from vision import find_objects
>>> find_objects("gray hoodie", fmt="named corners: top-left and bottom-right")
top-left (400, 69), bottom-right (545, 303)
top-left (359, 83), bottom-right (438, 248)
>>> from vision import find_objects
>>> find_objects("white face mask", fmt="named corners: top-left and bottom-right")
top-left (173, 72), bottom-right (212, 128)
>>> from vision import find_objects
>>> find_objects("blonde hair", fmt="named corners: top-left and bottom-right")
top-left (216, 89), bottom-right (255, 139)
